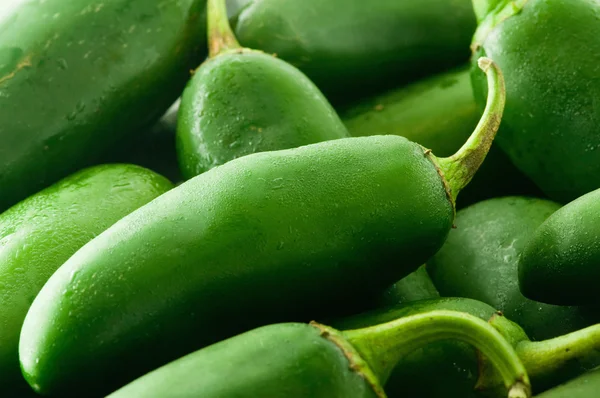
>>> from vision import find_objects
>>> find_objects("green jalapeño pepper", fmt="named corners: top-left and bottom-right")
top-left (0, 0), bottom-right (207, 213)
top-left (340, 66), bottom-right (542, 209)
top-left (519, 188), bottom-right (600, 306)
top-left (0, 164), bottom-right (172, 395)
top-left (107, 311), bottom-right (530, 398)
top-left (471, 0), bottom-right (600, 203)
top-left (177, 0), bottom-right (349, 179)
top-left (428, 196), bottom-right (600, 341)
top-left (374, 265), bottom-right (440, 309)
top-left (19, 58), bottom-right (505, 396)
top-left (535, 367), bottom-right (600, 398)
top-left (335, 298), bottom-right (600, 397)
top-left (231, 0), bottom-right (477, 103)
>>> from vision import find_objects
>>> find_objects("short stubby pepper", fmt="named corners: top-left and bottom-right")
top-left (177, 0), bottom-right (349, 179)
top-left (519, 188), bottom-right (600, 305)
top-left (428, 196), bottom-right (600, 340)
top-left (471, 0), bottom-right (600, 203)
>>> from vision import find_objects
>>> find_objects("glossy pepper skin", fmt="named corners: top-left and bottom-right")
top-left (176, 0), bottom-right (349, 179)
top-left (335, 297), bottom-right (600, 397)
top-left (0, 0), bottom-right (207, 213)
top-left (428, 197), bottom-right (600, 341)
top-left (19, 59), bottom-right (505, 396)
top-left (519, 188), bottom-right (600, 305)
top-left (231, 0), bottom-right (477, 103)
top-left (535, 367), bottom-right (600, 398)
top-left (106, 311), bottom-right (530, 398)
top-left (340, 66), bottom-right (541, 208)
top-left (374, 265), bottom-right (440, 309)
top-left (177, 51), bottom-right (349, 178)
top-left (20, 136), bottom-right (453, 397)
top-left (0, 164), bottom-right (173, 395)
top-left (107, 323), bottom-right (382, 398)
top-left (471, 0), bottom-right (600, 203)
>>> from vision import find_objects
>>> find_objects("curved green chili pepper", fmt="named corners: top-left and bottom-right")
top-left (19, 58), bottom-right (505, 396)
top-left (519, 188), bottom-right (600, 305)
top-left (176, 0), bottom-right (349, 179)
top-left (335, 297), bottom-right (600, 397)
top-left (0, 0), bottom-right (207, 213)
top-left (107, 311), bottom-right (530, 398)
top-left (428, 196), bottom-right (600, 341)
top-left (0, 164), bottom-right (172, 395)
top-left (471, 0), bottom-right (600, 203)
top-left (231, 0), bottom-right (476, 103)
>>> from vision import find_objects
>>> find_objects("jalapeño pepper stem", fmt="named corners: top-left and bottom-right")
top-left (517, 323), bottom-right (600, 385)
top-left (208, 0), bottom-right (241, 57)
top-left (478, 313), bottom-right (600, 393)
top-left (435, 57), bottom-right (506, 202)
top-left (472, 0), bottom-right (505, 22)
top-left (342, 310), bottom-right (531, 398)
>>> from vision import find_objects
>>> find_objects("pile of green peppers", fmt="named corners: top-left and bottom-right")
top-left (2, 0), bottom-right (600, 397)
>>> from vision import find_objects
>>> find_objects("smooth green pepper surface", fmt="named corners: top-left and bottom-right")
top-left (106, 311), bottom-right (530, 398)
top-left (0, 164), bottom-right (172, 394)
top-left (341, 66), bottom-right (541, 208)
top-left (342, 67), bottom-right (480, 155)
top-left (519, 188), bottom-right (600, 305)
top-left (535, 367), bottom-right (600, 398)
top-left (177, 0), bottom-right (348, 179)
top-left (471, 0), bottom-right (600, 202)
top-left (0, 0), bottom-right (206, 212)
top-left (374, 265), bottom-right (440, 309)
top-left (19, 57), bottom-right (506, 396)
top-left (428, 197), bottom-right (600, 341)
top-left (232, 0), bottom-right (476, 103)
top-left (20, 136), bottom-right (454, 396)
top-left (177, 49), bottom-right (349, 178)
top-left (106, 323), bottom-right (379, 398)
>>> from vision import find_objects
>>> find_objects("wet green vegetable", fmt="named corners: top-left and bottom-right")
top-left (0, 164), bottom-right (172, 394)
top-left (0, 0), bottom-right (207, 212)
top-left (374, 265), bottom-right (440, 309)
top-left (18, 58), bottom-right (505, 396)
top-left (340, 66), bottom-right (541, 208)
top-left (471, 0), bottom-right (600, 203)
top-left (107, 311), bottom-right (530, 398)
top-left (335, 297), bottom-right (600, 397)
top-left (519, 188), bottom-right (600, 305)
top-left (177, 0), bottom-right (348, 179)
top-left (535, 366), bottom-right (600, 398)
top-left (231, 0), bottom-right (477, 103)
top-left (428, 197), bottom-right (599, 341)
